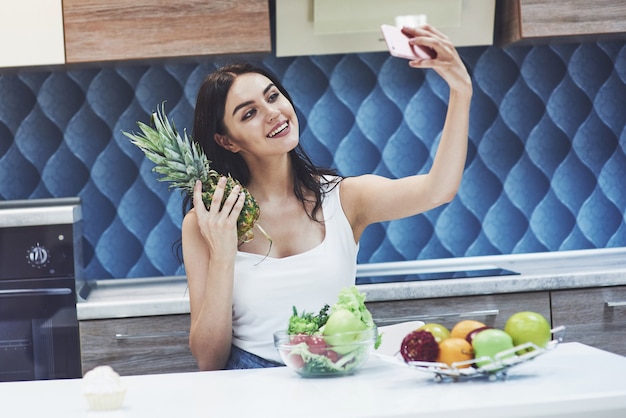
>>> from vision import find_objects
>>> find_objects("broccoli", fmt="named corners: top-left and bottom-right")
top-left (287, 304), bottom-right (330, 335)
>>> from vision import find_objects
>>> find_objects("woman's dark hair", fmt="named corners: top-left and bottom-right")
top-left (183, 62), bottom-right (339, 222)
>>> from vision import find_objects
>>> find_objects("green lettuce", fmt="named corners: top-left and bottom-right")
top-left (331, 286), bottom-right (375, 329)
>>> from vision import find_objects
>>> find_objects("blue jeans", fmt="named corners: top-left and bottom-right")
top-left (224, 345), bottom-right (283, 370)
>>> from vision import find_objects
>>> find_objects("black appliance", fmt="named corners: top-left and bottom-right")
top-left (356, 267), bottom-right (520, 284)
top-left (0, 198), bottom-right (83, 382)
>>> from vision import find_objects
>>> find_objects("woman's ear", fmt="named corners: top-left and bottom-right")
top-left (214, 134), bottom-right (240, 153)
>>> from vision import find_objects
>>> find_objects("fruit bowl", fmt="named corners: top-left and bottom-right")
top-left (274, 327), bottom-right (378, 377)
top-left (397, 326), bottom-right (566, 382)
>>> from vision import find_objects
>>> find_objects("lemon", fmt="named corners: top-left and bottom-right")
top-left (417, 323), bottom-right (451, 344)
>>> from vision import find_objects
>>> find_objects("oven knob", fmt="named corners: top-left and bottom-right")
top-left (27, 243), bottom-right (51, 268)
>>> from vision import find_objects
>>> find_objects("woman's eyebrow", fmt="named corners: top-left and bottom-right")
top-left (231, 83), bottom-right (275, 116)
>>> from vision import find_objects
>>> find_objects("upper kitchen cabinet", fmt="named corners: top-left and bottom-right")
top-left (63, 0), bottom-right (271, 64)
top-left (0, 0), bottom-right (65, 68)
top-left (496, 0), bottom-right (626, 46)
top-left (275, 0), bottom-right (496, 57)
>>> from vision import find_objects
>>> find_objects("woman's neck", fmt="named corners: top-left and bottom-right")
top-left (245, 156), bottom-right (294, 203)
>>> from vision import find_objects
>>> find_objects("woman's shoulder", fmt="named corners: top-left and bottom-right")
top-left (337, 174), bottom-right (388, 209)
top-left (183, 207), bottom-right (198, 219)
top-left (182, 208), bottom-right (199, 233)
top-left (338, 174), bottom-right (382, 192)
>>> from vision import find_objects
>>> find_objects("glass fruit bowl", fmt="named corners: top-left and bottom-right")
top-left (383, 326), bottom-right (567, 382)
top-left (274, 327), bottom-right (378, 377)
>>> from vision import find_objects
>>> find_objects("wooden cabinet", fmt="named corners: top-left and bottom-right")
top-left (496, 0), bottom-right (626, 46)
top-left (366, 291), bottom-right (551, 330)
top-left (79, 314), bottom-right (198, 376)
top-left (62, 0), bottom-right (271, 64)
top-left (0, 0), bottom-right (65, 68)
top-left (3, 0), bottom-right (271, 68)
top-left (551, 286), bottom-right (626, 356)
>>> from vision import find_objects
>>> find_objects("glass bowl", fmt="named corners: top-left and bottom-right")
top-left (273, 327), bottom-right (378, 377)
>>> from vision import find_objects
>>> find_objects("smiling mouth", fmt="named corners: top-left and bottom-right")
top-left (267, 122), bottom-right (288, 138)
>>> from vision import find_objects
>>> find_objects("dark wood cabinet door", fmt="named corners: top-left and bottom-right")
top-left (79, 314), bottom-right (198, 376)
top-left (551, 286), bottom-right (626, 356)
top-left (496, 0), bottom-right (626, 46)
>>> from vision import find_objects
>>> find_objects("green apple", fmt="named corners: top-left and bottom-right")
top-left (505, 311), bottom-right (551, 351)
top-left (472, 328), bottom-right (515, 368)
top-left (323, 309), bottom-right (367, 353)
top-left (417, 323), bottom-right (451, 344)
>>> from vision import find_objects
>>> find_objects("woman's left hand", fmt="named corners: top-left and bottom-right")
top-left (401, 25), bottom-right (472, 94)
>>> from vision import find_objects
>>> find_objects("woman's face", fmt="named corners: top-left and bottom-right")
top-left (218, 72), bottom-right (299, 159)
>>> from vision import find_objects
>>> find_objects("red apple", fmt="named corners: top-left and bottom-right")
top-left (465, 326), bottom-right (492, 344)
top-left (400, 330), bottom-right (439, 362)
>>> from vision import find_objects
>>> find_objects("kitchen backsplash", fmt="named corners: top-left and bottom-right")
top-left (1, 40), bottom-right (625, 281)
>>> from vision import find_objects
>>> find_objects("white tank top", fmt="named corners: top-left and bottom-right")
top-left (231, 178), bottom-right (358, 363)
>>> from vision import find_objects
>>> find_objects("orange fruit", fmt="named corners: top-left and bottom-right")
top-left (450, 319), bottom-right (487, 340)
top-left (436, 337), bottom-right (474, 368)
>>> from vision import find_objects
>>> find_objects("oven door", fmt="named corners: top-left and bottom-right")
top-left (0, 278), bottom-right (81, 381)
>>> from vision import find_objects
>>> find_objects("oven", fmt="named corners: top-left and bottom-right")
top-left (0, 198), bottom-right (83, 382)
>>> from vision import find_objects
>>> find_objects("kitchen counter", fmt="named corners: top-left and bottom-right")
top-left (77, 247), bottom-right (626, 320)
top-left (2, 342), bottom-right (626, 417)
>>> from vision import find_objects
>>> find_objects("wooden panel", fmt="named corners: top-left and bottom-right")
top-left (366, 291), bottom-right (551, 331)
top-left (63, 0), bottom-right (271, 63)
top-left (551, 286), bottom-right (626, 356)
top-left (79, 314), bottom-right (198, 376)
top-left (496, 0), bottom-right (626, 46)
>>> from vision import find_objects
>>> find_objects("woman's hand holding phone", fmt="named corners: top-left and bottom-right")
top-left (381, 24), bottom-right (437, 61)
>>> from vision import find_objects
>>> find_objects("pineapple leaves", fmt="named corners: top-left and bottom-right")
top-left (121, 103), bottom-right (272, 249)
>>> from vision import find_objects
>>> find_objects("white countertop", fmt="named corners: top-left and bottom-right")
top-left (77, 275), bottom-right (191, 320)
top-left (77, 247), bottom-right (626, 320)
top-left (2, 343), bottom-right (625, 417)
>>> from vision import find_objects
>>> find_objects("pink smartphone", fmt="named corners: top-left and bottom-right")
top-left (380, 24), bottom-right (434, 60)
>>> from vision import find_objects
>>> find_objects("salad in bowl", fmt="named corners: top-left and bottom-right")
top-left (274, 286), bottom-right (381, 377)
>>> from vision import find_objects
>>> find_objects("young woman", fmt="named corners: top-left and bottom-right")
top-left (182, 24), bottom-right (472, 370)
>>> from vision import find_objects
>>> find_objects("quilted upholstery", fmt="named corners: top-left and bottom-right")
top-left (1, 40), bottom-right (625, 281)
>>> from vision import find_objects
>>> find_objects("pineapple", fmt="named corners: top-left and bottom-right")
top-left (122, 103), bottom-right (268, 244)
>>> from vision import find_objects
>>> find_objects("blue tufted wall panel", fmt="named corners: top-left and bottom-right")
top-left (1, 40), bottom-right (625, 281)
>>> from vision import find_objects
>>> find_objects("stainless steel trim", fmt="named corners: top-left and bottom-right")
top-left (355, 247), bottom-right (626, 277)
top-left (357, 263), bottom-right (501, 277)
top-left (374, 309), bottom-right (500, 325)
top-left (0, 288), bottom-right (72, 297)
top-left (114, 331), bottom-right (189, 341)
top-left (0, 197), bottom-right (81, 227)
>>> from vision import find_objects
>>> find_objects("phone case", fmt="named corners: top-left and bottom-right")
top-left (380, 24), bottom-right (433, 60)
